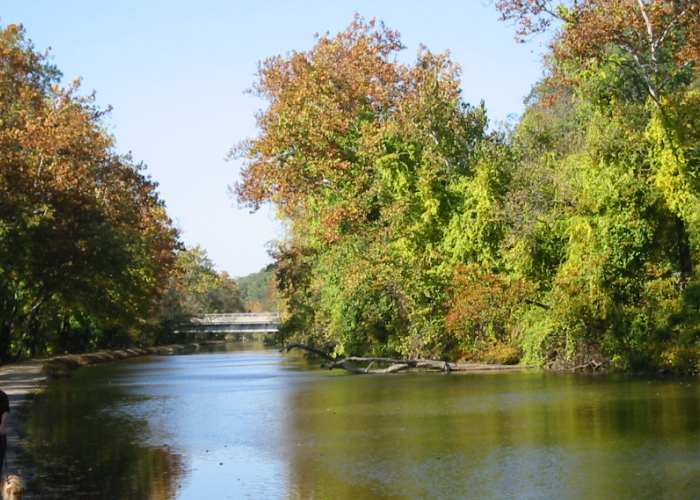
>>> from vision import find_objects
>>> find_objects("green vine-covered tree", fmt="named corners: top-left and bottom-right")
top-left (236, 7), bottom-right (700, 372)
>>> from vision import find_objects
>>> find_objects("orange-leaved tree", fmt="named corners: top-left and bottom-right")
top-left (0, 24), bottom-right (179, 359)
top-left (235, 17), bottom-right (508, 358)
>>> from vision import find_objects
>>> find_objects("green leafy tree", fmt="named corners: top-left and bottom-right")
top-left (156, 246), bottom-right (244, 340)
top-left (237, 265), bottom-right (279, 312)
top-left (497, 0), bottom-right (700, 372)
top-left (0, 24), bottom-right (179, 358)
top-left (236, 18), bottom-right (511, 359)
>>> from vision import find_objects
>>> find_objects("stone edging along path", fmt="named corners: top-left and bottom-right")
top-left (40, 343), bottom-right (205, 378)
top-left (0, 342), bottom-right (211, 488)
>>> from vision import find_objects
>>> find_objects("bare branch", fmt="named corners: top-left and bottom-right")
top-left (655, 7), bottom-right (689, 49)
top-left (284, 343), bottom-right (335, 361)
top-left (636, 0), bottom-right (658, 74)
top-left (285, 344), bottom-right (532, 374)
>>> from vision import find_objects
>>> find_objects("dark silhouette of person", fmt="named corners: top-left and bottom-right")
top-left (0, 390), bottom-right (9, 477)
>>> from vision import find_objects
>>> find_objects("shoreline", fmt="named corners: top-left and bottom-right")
top-left (0, 341), bottom-right (223, 491)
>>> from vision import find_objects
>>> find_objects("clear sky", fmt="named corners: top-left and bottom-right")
top-left (3, 1), bottom-right (545, 277)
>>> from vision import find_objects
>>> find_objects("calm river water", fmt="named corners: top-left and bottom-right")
top-left (18, 344), bottom-right (700, 499)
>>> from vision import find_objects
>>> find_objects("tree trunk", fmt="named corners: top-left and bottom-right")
top-left (284, 344), bottom-right (530, 374)
top-left (0, 323), bottom-right (12, 363)
top-left (675, 215), bottom-right (693, 280)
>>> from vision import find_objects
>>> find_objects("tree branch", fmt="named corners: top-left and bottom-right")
top-left (655, 7), bottom-right (689, 49)
top-left (637, 0), bottom-right (657, 74)
top-left (285, 344), bottom-right (531, 374)
top-left (620, 43), bottom-right (660, 103)
top-left (284, 343), bottom-right (335, 361)
top-left (525, 299), bottom-right (550, 310)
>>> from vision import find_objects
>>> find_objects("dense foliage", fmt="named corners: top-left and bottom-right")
top-left (0, 25), bottom-right (179, 359)
top-left (156, 246), bottom-right (245, 341)
top-left (237, 5), bottom-right (700, 373)
top-left (237, 265), bottom-right (278, 312)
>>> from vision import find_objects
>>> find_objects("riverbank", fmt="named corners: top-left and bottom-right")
top-left (40, 343), bottom-right (216, 378)
top-left (0, 341), bottom-right (223, 492)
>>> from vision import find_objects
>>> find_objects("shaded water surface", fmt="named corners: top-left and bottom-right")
top-left (19, 344), bottom-right (700, 499)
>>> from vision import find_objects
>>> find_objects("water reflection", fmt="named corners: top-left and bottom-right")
top-left (283, 372), bottom-right (700, 499)
top-left (23, 362), bottom-right (183, 499)
top-left (18, 345), bottom-right (700, 499)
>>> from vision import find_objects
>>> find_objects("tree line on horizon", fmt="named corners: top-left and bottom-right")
top-left (237, 265), bottom-right (279, 312)
top-left (236, 1), bottom-right (700, 373)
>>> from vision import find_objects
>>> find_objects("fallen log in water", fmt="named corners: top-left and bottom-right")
top-left (284, 343), bottom-right (531, 374)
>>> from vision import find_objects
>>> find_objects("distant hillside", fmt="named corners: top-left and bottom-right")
top-left (237, 265), bottom-right (279, 312)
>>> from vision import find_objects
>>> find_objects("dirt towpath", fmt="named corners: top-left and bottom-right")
top-left (0, 359), bottom-right (47, 479)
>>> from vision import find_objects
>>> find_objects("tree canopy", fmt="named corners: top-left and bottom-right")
top-left (157, 245), bottom-right (245, 333)
top-left (237, 265), bottom-right (279, 312)
top-left (237, 7), bottom-right (700, 372)
top-left (0, 24), bottom-right (180, 358)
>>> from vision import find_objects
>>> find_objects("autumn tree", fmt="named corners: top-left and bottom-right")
top-left (496, 0), bottom-right (700, 102)
top-left (233, 9), bottom-right (700, 371)
top-left (0, 24), bottom-right (179, 359)
top-left (496, 0), bottom-right (700, 371)
top-left (156, 246), bottom-right (244, 340)
top-left (236, 17), bottom-right (511, 359)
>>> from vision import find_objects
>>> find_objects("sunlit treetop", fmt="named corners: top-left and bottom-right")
top-left (496, 0), bottom-right (700, 103)
top-left (235, 15), bottom-right (488, 226)
top-left (234, 16), bottom-right (407, 213)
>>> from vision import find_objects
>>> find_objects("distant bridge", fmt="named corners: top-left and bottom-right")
top-left (183, 313), bottom-right (280, 338)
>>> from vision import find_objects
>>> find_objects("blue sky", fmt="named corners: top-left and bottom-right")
top-left (3, 1), bottom-right (545, 277)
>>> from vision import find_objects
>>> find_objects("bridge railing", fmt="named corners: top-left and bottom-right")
top-left (190, 312), bottom-right (281, 325)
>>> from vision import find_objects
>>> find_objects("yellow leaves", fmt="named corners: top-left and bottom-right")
top-left (421, 196), bottom-right (439, 221)
top-left (646, 92), bottom-right (700, 223)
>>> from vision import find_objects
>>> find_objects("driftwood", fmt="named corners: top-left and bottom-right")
top-left (284, 343), bottom-right (530, 375)
top-left (284, 343), bottom-right (335, 361)
top-left (571, 359), bottom-right (605, 372)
